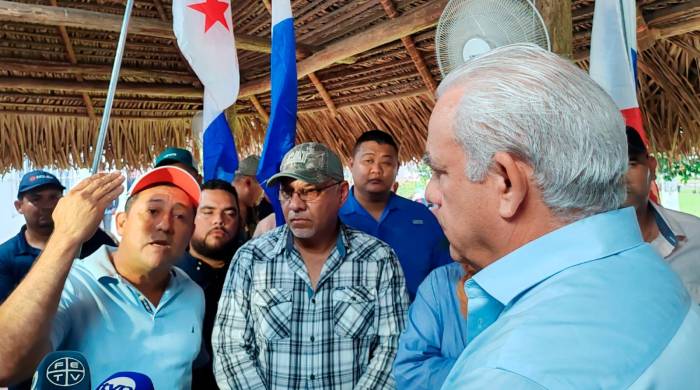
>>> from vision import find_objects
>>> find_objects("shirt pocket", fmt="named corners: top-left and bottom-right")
top-left (252, 288), bottom-right (292, 341)
top-left (333, 286), bottom-right (377, 338)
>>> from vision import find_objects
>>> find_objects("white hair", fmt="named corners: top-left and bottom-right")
top-left (436, 44), bottom-right (627, 220)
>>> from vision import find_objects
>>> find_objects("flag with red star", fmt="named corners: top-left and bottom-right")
top-left (173, 0), bottom-right (240, 181)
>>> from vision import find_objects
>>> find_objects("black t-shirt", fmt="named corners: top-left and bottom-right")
top-left (175, 252), bottom-right (233, 390)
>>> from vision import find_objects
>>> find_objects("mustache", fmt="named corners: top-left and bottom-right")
top-left (148, 233), bottom-right (171, 245)
top-left (287, 211), bottom-right (310, 219)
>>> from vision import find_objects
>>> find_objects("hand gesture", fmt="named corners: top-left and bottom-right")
top-left (52, 172), bottom-right (125, 245)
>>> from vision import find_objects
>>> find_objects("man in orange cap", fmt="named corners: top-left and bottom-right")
top-left (0, 167), bottom-right (204, 389)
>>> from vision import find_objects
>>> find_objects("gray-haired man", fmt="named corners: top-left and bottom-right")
top-left (424, 44), bottom-right (700, 388)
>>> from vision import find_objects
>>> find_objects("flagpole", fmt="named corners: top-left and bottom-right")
top-left (90, 0), bottom-right (136, 174)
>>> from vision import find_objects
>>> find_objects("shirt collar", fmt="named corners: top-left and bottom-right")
top-left (15, 225), bottom-right (38, 255)
top-left (473, 207), bottom-right (644, 306)
top-left (83, 246), bottom-right (179, 287)
top-left (275, 223), bottom-right (349, 257)
top-left (650, 202), bottom-right (684, 246)
top-left (341, 186), bottom-right (400, 216)
top-left (81, 245), bottom-right (121, 282)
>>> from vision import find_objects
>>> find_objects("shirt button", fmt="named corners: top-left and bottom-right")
top-left (310, 336), bottom-right (315, 342)
top-left (311, 298), bottom-right (316, 304)
top-left (310, 374), bottom-right (315, 380)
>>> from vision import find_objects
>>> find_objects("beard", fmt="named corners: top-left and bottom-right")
top-left (190, 232), bottom-right (240, 262)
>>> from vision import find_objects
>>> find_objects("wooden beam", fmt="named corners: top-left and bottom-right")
top-left (573, 2), bottom-right (700, 62)
top-left (49, 0), bottom-right (96, 119)
top-left (259, 0), bottom-right (341, 116)
top-left (0, 60), bottom-right (198, 83)
top-left (0, 110), bottom-right (194, 120)
top-left (261, 0), bottom-right (271, 14)
top-left (645, 0), bottom-right (700, 27)
top-left (239, 0), bottom-right (448, 98)
top-left (249, 95), bottom-right (269, 122)
top-left (536, 0), bottom-right (573, 58)
top-left (0, 0), bottom-right (353, 62)
top-left (307, 72), bottom-right (338, 117)
top-left (0, 0), bottom-right (266, 53)
top-left (379, 0), bottom-right (437, 95)
top-left (0, 77), bottom-right (202, 98)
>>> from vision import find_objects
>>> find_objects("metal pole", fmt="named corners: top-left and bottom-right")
top-left (90, 0), bottom-right (136, 173)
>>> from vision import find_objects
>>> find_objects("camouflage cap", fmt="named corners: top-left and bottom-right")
top-left (236, 155), bottom-right (260, 177)
top-left (267, 142), bottom-right (344, 186)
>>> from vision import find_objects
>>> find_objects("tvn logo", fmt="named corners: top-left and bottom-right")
top-left (96, 377), bottom-right (136, 390)
top-left (46, 357), bottom-right (86, 385)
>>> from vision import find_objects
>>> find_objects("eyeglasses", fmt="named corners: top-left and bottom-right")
top-left (279, 182), bottom-right (340, 203)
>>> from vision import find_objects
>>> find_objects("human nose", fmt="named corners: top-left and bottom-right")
top-left (156, 212), bottom-right (174, 233)
top-left (425, 175), bottom-right (441, 208)
top-left (288, 191), bottom-right (307, 211)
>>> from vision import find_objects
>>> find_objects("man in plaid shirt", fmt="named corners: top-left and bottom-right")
top-left (213, 142), bottom-right (409, 389)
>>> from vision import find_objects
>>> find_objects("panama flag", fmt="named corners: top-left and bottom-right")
top-left (257, 0), bottom-right (298, 226)
top-left (589, 0), bottom-right (648, 145)
top-left (173, 0), bottom-right (240, 181)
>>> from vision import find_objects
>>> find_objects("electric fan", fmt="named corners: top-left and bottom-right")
top-left (435, 0), bottom-right (551, 77)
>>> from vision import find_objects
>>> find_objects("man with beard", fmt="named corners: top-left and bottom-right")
top-left (0, 170), bottom-right (116, 303)
top-left (176, 179), bottom-right (242, 389)
top-left (213, 142), bottom-right (408, 389)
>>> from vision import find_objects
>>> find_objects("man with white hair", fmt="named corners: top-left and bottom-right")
top-left (423, 44), bottom-right (700, 389)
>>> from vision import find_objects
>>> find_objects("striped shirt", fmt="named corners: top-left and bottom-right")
top-left (212, 224), bottom-right (409, 389)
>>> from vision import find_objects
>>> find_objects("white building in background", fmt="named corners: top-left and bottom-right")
top-left (0, 168), bottom-right (142, 243)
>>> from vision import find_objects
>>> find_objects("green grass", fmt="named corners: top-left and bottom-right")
top-left (679, 189), bottom-right (700, 217)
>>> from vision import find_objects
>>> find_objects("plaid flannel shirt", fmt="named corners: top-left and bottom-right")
top-left (212, 224), bottom-right (409, 389)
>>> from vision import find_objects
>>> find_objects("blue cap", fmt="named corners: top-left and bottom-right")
top-left (18, 170), bottom-right (65, 197)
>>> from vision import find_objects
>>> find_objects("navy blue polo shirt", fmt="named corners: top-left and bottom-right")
top-left (0, 225), bottom-right (116, 302)
top-left (339, 188), bottom-right (452, 300)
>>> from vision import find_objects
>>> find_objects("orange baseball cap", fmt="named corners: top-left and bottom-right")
top-left (129, 166), bottom-right (200, 207)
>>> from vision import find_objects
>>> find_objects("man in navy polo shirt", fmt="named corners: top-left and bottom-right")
top-left (0, 170), bottom-right (116, 302)
top-left (340, 130), bottom-right (452, 300)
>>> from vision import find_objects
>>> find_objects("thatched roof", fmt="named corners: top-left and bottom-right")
top-left (0, 0), bottom-right (699, 172)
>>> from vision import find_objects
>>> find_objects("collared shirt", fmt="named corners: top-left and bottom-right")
top-left (176, 251), bottom-right (234, 390)
top-left (51, 246), bottom-right (204, 389)
top-left (212, 224), bottom-right (409, 390)
top-left (649, 202), bottom-right (700, 302)
top-left (340, 188), bottom-right (451, 300)
top-left (442, 208), bottom-right (700, 389)
top-left (393, 262), bottom-right (467, 390)
top-left (0, 226), bottom-right (116, 302)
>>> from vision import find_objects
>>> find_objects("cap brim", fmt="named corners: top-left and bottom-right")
top-left (129, 166), bottom-right (200, 207)
top-left (18, 182), bottom-right (65, 196)
top-left (267, 172), bottom-right (328, 187)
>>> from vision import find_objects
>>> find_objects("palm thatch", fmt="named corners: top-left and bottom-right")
top-left (0, 0), bottom-right (699, 173)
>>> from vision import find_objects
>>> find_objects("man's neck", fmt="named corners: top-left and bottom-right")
top-left (189, 247), bottom-right (227, 269)
top-left (111, 251), bottom-right (171, 306)
top-left (294, 224), bottom-right (339, 289)
top-left (353, 187), bottom-right (390, 221)
top-left (637, 202), bottom-right (660, 243)
top-left (24, 226), bottom-right (52, 251)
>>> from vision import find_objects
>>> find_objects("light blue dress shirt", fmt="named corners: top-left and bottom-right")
top-left (51, 246), bottom-right (205, 389)
top-left (394, 262), bottom-right (467, 390)
top-left (443, 207), bottom-right (700, 389)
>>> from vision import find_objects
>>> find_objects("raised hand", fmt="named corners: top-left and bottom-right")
top-left (52, 172), bottom-right (125, 245)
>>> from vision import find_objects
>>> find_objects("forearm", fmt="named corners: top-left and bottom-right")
top-left (0, 234), bottom-right (80, 384)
